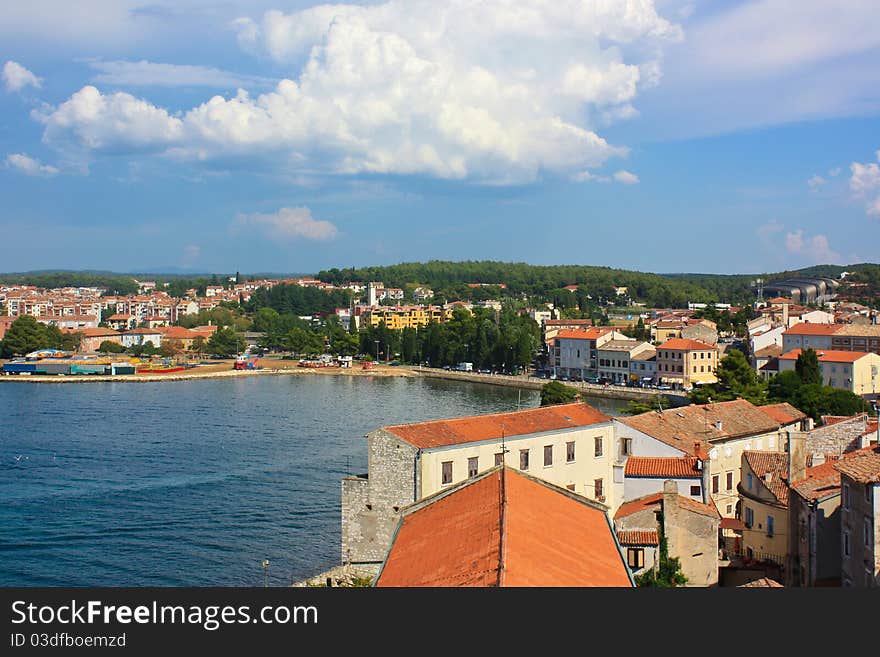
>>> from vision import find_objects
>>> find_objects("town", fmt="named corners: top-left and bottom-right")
top-left (3, 263), bottom-right (876, 588)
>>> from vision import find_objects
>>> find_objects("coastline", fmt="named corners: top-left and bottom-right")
top-left (0, 361), bottom-right (417, 383)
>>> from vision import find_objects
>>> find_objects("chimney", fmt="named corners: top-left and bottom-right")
top-left (714, 420), bottom-right (723, 431)
top-left (695, 441), bottom-right (711, 504)
top-left (782, 301), bottom-right (789, 327)
top-left (662, 479), bottom-right (679, 511)
top-left (786, 430), bottom-right (808, 484)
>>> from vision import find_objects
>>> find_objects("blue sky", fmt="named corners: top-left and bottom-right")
top-left (1, 0), bottom-right (879, 275)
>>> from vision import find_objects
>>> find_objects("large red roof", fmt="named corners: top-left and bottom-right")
top-left (384, 402), bottom-right (611, 449)
top-left (779, 348), bottom-right (871, 364)
top-left (782, 323), bottom-right (841, 336)
top-left (624, 456), bottom-right (701, 478)
top-left (658, 338), bottom-right (716, 351)
top-left (375, 467), bottom-right (632, 587)
top-left (555, 328), bottom-right (615, 340)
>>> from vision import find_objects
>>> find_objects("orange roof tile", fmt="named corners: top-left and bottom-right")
top-left (779, 348), bottom-right (872, 363)
top-left (375, 468), bottom-right (632, 587)
top-left (782, 323), bottom-right (841, 336)
top-left (384, 402), bottom-right (611, 449)
top-left (743, 451), bottom-right (790, 505)
top-left (555, 328), bottom-right (615, 340)
top-left (616, 530), bottom-right (658, 546)
top-left (791, 460), bottom-right (843, 502)
top-left (658, 338), bottom-right (716, 351)
top-left (78, 328), bottom-right (120, 337)
top-left (834, 446), bottom-right (880, 484)
top-left (619, 399), bottom-right (778, 450)
top-left (624, 456), bottom-right (701, 478)
top-left (614, 491), bottom-right (719, 520)
top-left (739, 577), bottom-right (783, 587)
top-left (758, 403), bottom-right (807, 426)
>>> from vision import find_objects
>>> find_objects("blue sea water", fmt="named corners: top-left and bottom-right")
top-left (0, 374), bottom-right (615, 586)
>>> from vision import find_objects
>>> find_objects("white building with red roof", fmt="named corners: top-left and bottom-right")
top-left (778, 348), bottom-right (880, 395)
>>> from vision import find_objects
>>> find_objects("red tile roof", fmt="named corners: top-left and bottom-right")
top-left (624, 456), bottom-right (701, 478)
top-left (779, 348), bottom-right (871, 364)
top-left (743, 451), bottom-right (790, 505)
top-left (791, 460), bottom-right (843, 502)
top-left (78, 328), bottom-right (120, 337)
top-left (620, 399), bottom-right (779, 451)
top-left (739, 577), bottom-right (783, 587)
top-left (555, 328), bottom-right (615, 340)
top-left (658, 338), bottom-right (716, 351)
top-left (375, 468), bottom-right (632, 587)
top-left (834, 446), bottom-right (880, 484)
top-left (123, 327), bottom-right (163, 335)
top-left (758, 403), bottom-right (807, 426)
top-left (614, 491), bottom-right (719, 520)
top-left (384, 402), bottom-right (611, 449)
top-left (156, 326), bottom-right (198, 339)
top-left (782, 323), bottom-right (841, 336)
top-left (720, 517), bottom-right (745, 531)
top-left (616, 530), bottom-right (659, 546)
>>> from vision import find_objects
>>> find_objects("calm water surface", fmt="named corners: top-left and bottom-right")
top-left (0, 375), bottom-right (625, 586)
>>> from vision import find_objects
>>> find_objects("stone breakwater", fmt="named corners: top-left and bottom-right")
top-left (411, 367), bottom-right (689, 402)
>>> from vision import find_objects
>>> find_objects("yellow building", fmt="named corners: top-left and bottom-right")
top-left (778, 349), bottom-right (880, 395)
top-left (655, 337), bottom-right (719, 387)
top-left (365, 305), bottom-right (453, 330)
top-left (739, 451), bottom-right (795, 566)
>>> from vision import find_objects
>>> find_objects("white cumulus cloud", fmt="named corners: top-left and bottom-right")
top-left (613, 170), bottom-right (639, 184)
top-left (807, 174), bottom-right (825, 190)
top-left (3, 60), bottom-right (41, 92)
top-left (36, 0), bottom-right (682, 184)
top-left (235, 207), bottom-right (338, 241)
top-left (5, 153), bottom-right (58, 176)
top-left (850, 150), bottom-right (880, 216)
top-left (785, 229), bottom-right (841, 263)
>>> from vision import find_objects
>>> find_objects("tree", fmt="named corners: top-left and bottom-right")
top-left (0, 315), bottom-right (50, 357)
top-left (690, 349), bottom-right (767, 405)
top-left (540, 381), bottom-right (579, 406)
top-left (795, 348), bottom-right (822, 385)
top-left (206, 327), bottom-right (246, 358)
top-left (160, 338), bottom-right (185, 357)
top-left (634, 516), bottom-right (687, 587)
top-left (99, 340), bottom-right (126, 354)
top-left (622, 394), bottom-right (666, 415)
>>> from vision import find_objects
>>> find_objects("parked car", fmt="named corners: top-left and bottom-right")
top-left (389, 361), bottom-right (401, 366)
top-left (586, 377), bottom-right (601, 384)
top-left (656, 384), bottom-right (672, 390)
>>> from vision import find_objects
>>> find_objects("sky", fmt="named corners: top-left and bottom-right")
top-left (1, 0), bottom-right (879, 276)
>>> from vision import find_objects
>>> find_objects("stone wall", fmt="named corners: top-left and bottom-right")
top-left (340, 430), bottom-right (420, 564)
top-left (663, 481), bottom-right (720, 587)
top-left (807, 416), bottom-right (870, 459)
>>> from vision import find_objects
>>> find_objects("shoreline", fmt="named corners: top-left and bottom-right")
top-left (0, 363), bottom-right (417, 383)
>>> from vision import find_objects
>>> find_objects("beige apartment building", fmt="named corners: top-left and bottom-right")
top-left (655, 337), bottom-right (719, 388)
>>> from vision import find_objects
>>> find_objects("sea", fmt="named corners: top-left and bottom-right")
top-left (0, 375), bottom-right (627, 586)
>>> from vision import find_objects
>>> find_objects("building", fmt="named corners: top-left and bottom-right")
top-left (761, 277), bottom-right (839, 305)
top-left (542, 318), bottom-right (594, 344)
top-left (120, 328), bottom-right (163, 349)
top-left (106, 314), bottom-right (136, 331)
top-left (341, 402), bottom-right (616, 565)
top-left (835, 446), bottom-right (880, 587)
top-left (650, 317), bottom-right (717, 344)
top-left (0, 315), bottom-right (14, 340)
top-left (156, 326), bottom-right (200, 351)
top-left (629, 347), bottom-right (657, 385)
top-left (374, 466), bottom-right (633, 587)
top-left (551, 327), bottom-right (627, 380)
top-left (36, 315), bottom-right (99, 331)
top-left (363, 305), bottom-right (452, 330)
top-left (788, 458), bottom-right (846, 587)
top-left (617, 400), bottom-right (806, 519)
top-left (596, 340), bottom-right (653, 384)
top-left (739, 450), bottom-right (803, 567)
top-left (623, 452), bottom-right (709, 504)
top-left (77, 327), bottom-right (123, 352)
top-left (655, 338), bottom-right (719, 388)
top-left (614, 480), bottom-right (721, 586)
top-left (753, 345), bottom-right (783, 381)
top-left (778, 349), bottom-right (880, 395)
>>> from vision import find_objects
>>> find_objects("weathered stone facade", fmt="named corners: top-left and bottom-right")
top-left (839, 477), bottom-right (880, 588)
top-left (662, 481), bottom-right (720, 587)
top-left (788, 487), bottom-right (841, 587)
top-left (807, 415), bottom-right (872, 459)
top-left (341, 429), bottom-right (419, 564)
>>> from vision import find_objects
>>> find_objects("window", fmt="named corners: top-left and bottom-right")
top-left (745, 507), bottom-right (754, 529)
top-left (626, 548), bottom-right (644, 570)
top-left (594, 437), bottom-right (603, 457)
top-left (594, 478), bottom-right (604, 500)
top-left (566, 441), bottom-right (576, 463)
top-left (843, 483), bottom-right (850, 510)
top-left (844, 530), bottom-right (851, 557)
top-left (520, 449), bottom-right (529, 471)
top-left (543, 445), bottom-right (553, 467)
top-left (767, 515), bottom-right (775, 537)
top-left (620, 437), bottom-right (632, 456)
top-left (494, 452), bottom-right (504, 467)
top-left (441, 461), bottom-right (453, 485)
top-left (712, 475), bottom-right (719, 495)
top-left (690, 485), bottom-right (701, 497)
top-left (747, 473), bottom-right (754, 490)
top-left (726, 472), bottom-right (734, 491)
top-left (468, 457), bottom-right (479, 478)
top-left (726, 504), bottom-right (733, 515)
top-left (866, 518), bottom-right (872, 547)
